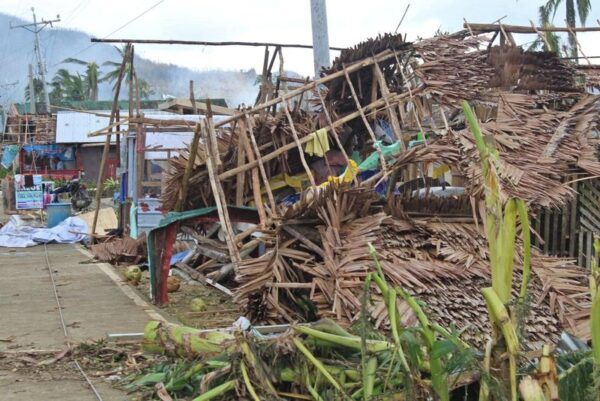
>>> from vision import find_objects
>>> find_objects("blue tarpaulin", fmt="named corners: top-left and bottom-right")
top-left (1, 145), bottom-right (19, 168)
top-left (22, 144), bottom-right (75, 161)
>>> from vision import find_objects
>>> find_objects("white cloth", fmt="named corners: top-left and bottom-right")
top-left (0, 216), bottom-right (89, 248)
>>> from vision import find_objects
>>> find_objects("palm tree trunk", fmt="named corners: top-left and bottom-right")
top-left (566, 0), bottom-right (578, 59)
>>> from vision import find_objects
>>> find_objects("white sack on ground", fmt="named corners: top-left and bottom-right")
top-left (0, 216), bottom-right (88, 248)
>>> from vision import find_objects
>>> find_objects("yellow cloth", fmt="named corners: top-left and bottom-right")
top-left (261, 172), bottom-right (310, 194)
top-left (432, 163), bottom-right (450, 179)
top-left (304, 128), bottom-right (330, 157)
top-left (317, 160), bottom-right (359, 189)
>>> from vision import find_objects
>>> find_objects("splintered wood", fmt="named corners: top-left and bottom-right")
top-left (155, 29), bottom-right (599, 348)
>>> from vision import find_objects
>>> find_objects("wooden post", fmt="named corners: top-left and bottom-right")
top-left (373, 62), bottom-right (405, 148)
top-left (91, 44), bottom-right (131, 237)
top-left (565, 22), bottom-right (592, 65)
top-left (214, 47), bottom-right (403, 128)
top-left (238, 118), bottom-right (267, 226)
top-left (315, 90), bottom-right (358, 185)
top-left (529, 20), bottom-right (552, 51)
top-left (175, 122), bottom-right (201, 211)
top-left (189, 80), bottom-right (198, 114)
top-left (342, 66), bottom-right (388, 175)
top-left (136, 114), bottom-right (146, 199)
top-left (217, 88), bottom-right (416, 181)
top-left (205, 101), bottom-right (222, 171)
top-left (202, 118), bottom-right (241, 263)
top-left (255, 46), bottom-right (270, 107)
top-left (392, 50), bottom-right (426, 140)
top-left (245, 114), bottom-right (278, 218)
top-left (281, 101), bottom-right (317, 187)
top-left (234, 120), bottom-right (246, 206)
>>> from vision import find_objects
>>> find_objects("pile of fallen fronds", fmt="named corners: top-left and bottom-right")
top-left (124, 254), bottom-right (484, 401)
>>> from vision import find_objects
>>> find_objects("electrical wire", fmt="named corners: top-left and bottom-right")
top-left (43, 243), bottom-right (104, 401)
top-left (53, 0), bottom-right (166, 66)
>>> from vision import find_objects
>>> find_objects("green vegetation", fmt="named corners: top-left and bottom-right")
top-left (533, 0), bottom-right (593, 57)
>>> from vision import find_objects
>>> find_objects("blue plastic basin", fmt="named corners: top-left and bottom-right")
top-left (47, 203), bottom-right (72, 228)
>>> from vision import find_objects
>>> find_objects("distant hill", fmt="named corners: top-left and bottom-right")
top-left (0, 12), bottom-right (260, 107)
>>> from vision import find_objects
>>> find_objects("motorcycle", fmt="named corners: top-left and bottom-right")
top-left (52, 178), bottom-right (92, 211)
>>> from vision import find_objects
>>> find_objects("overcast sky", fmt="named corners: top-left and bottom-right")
top-left (1, 0), bottom-right (599, 76)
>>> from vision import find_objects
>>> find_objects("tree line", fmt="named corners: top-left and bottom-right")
top-left (25, 46), bottom-right (154, 104)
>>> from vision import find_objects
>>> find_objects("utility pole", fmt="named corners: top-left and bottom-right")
top-left (28, 64), bottom-right (36, 114)
top-left (10, 8), bottom-right (60, 114)
top-left (310, 0), bottom-right (331, 78)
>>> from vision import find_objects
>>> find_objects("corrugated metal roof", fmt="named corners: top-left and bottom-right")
top-left (55, 111), bottom-right (203, 144)
top-left (13, 98), bottom-right (227, 114)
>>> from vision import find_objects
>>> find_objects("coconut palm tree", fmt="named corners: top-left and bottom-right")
top-left (100, 45), bottom-right (130, 90)
top-left (24, 77), bottom-right (46, 104)
top-left (63, 58), bottom-right (101, 101)
top-left (539, 0), bottom-right (593, 58)
top-left (50, 69), bottom-right (86, 102)
top-left (101, 45), bottom-right (154, 99)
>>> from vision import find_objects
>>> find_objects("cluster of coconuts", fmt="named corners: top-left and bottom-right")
top-left (124, 266), bottom-right (181, 293)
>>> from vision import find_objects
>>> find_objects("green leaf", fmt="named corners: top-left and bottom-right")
top-left (431, 340), bottom-right (456, 360)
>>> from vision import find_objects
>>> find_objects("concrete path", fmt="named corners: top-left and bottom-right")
top-left (0, 243), bottom-right (164, 400)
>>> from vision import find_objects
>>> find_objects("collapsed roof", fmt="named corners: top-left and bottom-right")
top-left (153, 29), bottom-right (599, 346)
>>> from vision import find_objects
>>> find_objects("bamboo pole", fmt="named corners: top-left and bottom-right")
top-left (393, 50), bottom-right (426, 140)
top-left (372, 62), bottom-right (405, 147)
top-left (189, 80), bottom-right (198, 114)
top-left (245, 114), bottom-right (278, 218)
top-left (238, 118), bottom-right (268, 226)
top-left (91, 37), bottom-right (345, 50)
top-left (315, 89), bottom-right (358, 185)
top-left (218, 88), bottom-right (419, 181)
top-left (281, 101), bottom-right (317, 187)
top-left (342, 66), bottom-right (388, 175)
top-left (135, 114), bottom-right (146, 200)
top-left (464, 22), bottom-right (600, 33)
top-left (175, 122), bottom-right (201, 212)
top-left (202, 118), bottom-right (241, 263)
top-left (529, 20), bottom-right (552, 51)
top-left (91, 44), bottom-right (130, 236)
top-left (565, 22), bottom-right (592, 66)
top-left (235, 121), bottom-right (246, 206)
top-left (87, 118), bottom-right (130, 137)
top-left (214, 48), bottom-right (406, 128)
top-left (255, 46), bottom-right (270, 107)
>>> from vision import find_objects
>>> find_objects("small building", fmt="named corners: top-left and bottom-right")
top-left (1, 99), bottom-right (229, 182)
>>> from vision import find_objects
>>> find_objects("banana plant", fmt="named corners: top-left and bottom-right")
top-left (462, 101), bottom-right (532, 401)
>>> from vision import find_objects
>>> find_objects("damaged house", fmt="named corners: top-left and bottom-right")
top-left (127, 28), bottom-right (600, 350)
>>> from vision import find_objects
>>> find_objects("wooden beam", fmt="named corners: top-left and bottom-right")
top-left (373, 62), bottom-right (405, 148)
top-left (213, 47), bottom-right (408, 128)
top-left (202, 118), bottom-right (241, 264)
top-left (281, 101), bottom-right (317, 187)
top-left (464, 22), bottom-right (600, 34)
top-left (237, 118), bottom-right (267, 226)
top-left (245, 114), bottom-right (279, 218)
top-left (91, 37), bottom-right (345, 50)
top-left (175, 122), bottom-right (201, 211)
top-left (189, 80), bottom-right (198, 114)
top-left (218, 88), bottom-right (419, 181)
top-left (87, 118), bottom-right (130, 137)
top-left (234, 121), bottom-right (246, 206)
top-left (342, 66), bottom-right (388, 176)
top-left (135, 117), bottom-right (146, 199)
top-left (91, 44), bottom-right (130, 237)
top-left (158, 99), bottom-right (236, 115)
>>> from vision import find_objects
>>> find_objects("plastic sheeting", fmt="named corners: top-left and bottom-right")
top-left (0, 216), bottom-right (89, 248)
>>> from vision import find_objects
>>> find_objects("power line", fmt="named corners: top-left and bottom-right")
top-left (10, 7), bottom-right (60, 113)
top-left (56, 0), bottom-right (166, 64)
